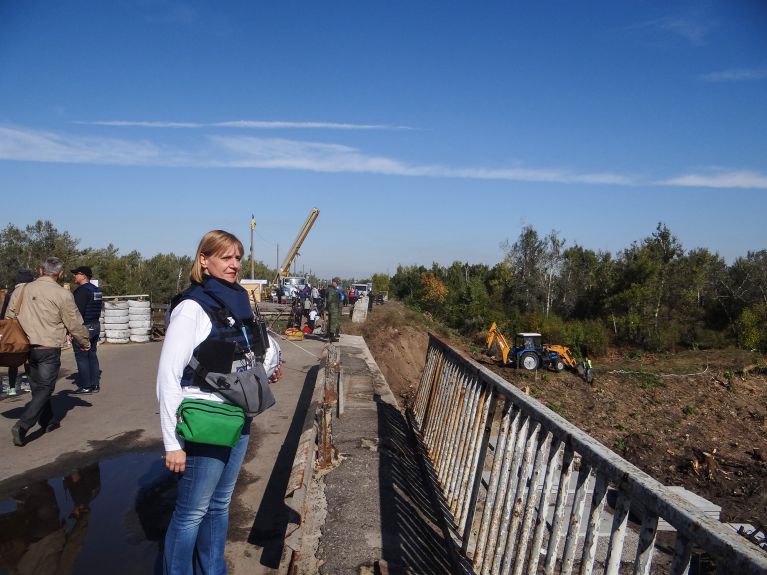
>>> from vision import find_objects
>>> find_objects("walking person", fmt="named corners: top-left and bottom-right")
top-left (157, 229), bottom-right (282, 575)
top-left (326, 278), bottom-right (342, 342)
top-left (311, 283), bottom-right (320, 310)
top-left (6, 258), bottom-right (90, 447)
top-left (71, 266), bottom-right (103, 394)
top-left (1, 270), bottom-right (34, 396)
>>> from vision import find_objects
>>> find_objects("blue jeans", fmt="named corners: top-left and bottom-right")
top-left (18, 347), bottom-right (61, 431)
top-left (163, 433), bottom-right (249, 575)
top-left (73, 322), bottom-right (101, 389)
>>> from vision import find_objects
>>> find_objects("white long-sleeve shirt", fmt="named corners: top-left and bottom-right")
top-left (156, 299), bottom-right (280, 452)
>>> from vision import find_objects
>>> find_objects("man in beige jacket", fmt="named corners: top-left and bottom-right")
top-left (6, 257), bottom-right (91, 447)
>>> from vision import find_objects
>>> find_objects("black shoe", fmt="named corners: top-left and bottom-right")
top-left (73, 388), bottom-right (93, 394)
top-left (44, 422), bottom-right (60, 433)
top-left (11, 425), bottom-right (26, 447)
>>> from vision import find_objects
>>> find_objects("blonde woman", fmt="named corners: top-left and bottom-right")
top-left (157, 230), bottom-right (281, 574)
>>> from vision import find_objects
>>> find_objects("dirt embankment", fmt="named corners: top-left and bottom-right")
top-left (346, 300), bottom-right (767, 528)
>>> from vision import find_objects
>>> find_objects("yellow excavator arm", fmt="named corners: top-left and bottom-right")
top-left (275, 207), bottom-right (320, 283)
top-left (544, 344), bottom-right (578, 368)
top-left (485, 322), bottom-right (511, 364)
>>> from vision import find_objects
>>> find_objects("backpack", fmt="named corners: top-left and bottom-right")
top-left (0, 286), bottom-right (30, 368)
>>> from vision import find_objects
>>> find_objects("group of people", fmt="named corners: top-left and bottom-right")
top-left (3, 228), bottom-right (383, 574)
top-left (5, 230), bottom-right (286, 574)
top-left (3, 259), bottom-right (103, 447)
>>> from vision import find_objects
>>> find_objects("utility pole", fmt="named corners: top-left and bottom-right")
top-left (249, 214), bottom-right (256, 279)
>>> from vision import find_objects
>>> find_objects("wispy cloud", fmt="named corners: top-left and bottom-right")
top-left (75, 119), bottom-right (413, 130)
top-left (701, 68), bottom-right (767, 82)
top-left (200, 135), bottom-right (634, 185)
top-left (1, 125), bottom-right (765, 189)
top-left (633, 14), bottom-right (716, 46)
top-left (659, 169), bottom-right (767, 189)
top-left (0, 125), bottom-right (186, 166)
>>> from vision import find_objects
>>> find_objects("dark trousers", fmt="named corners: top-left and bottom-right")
top-left (17, 347), bottom-right (61, 431)
top-left (73, 322), bottom-right (100, 389)
top-left (7, 362), bottom-right (28, 390)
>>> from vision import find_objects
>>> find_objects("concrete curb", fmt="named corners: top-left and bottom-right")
top-left (281, 365), bottom-right (326, 573)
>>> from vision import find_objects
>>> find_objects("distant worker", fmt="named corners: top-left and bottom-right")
top-left (301, 284), bottom-right (312, 316)
top-left (308, 306), bottom-right (320, 332)
top-left (291, 296), bottom-right (304, 329)
top-left (71, 266), bottom-right (103, 394)
top-left (311, 284), bottom-right (320, 309)
top-left (6, 257), bottom-right (91, 447)
top-left (368, 289), bottom-right (374, 312)
top-left (583, 355), bottom-right (593, 383)
top-left (326, 278), bottom-right (342, 342)
top-left (317, 284), bottom-right (326, 315)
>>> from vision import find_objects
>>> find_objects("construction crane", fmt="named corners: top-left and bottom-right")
top-left (275, 207), bottom-right (320, 284)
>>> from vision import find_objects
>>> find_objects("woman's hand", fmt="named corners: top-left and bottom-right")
top-left (269, 363), bottom-right (283, 383)
top-left (164, 449), bottom-right (186, 473)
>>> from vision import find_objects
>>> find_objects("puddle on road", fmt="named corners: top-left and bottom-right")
top-left (0, 451), bottom-right (175, 575)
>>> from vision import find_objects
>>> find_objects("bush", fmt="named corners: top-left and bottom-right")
top-left (564, 319), bottom-right (609, 357)
top-left (737, 304), bottom-right (767, 351)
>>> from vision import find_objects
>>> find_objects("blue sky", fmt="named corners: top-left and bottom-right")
top-left (1, 1), bottom-right (766, 279)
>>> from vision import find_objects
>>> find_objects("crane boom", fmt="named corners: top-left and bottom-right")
top-left (276, 207), bottom-right (320, 281)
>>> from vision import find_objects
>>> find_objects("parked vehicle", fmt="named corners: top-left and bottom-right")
top-left (281, 276), bottom-right (307, 303)
top-left (352, 283), bottom-right (372, 298)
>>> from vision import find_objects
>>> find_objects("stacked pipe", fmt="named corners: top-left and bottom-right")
top-left (128, 300), bottom-right (151, 342)
top-left (104, 301), bottom-right (130, 343)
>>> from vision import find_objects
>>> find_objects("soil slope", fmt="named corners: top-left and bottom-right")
top-left (346, 300), bottom-right (767, 528)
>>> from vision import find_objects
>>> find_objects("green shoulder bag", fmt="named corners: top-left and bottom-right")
top-left (176, 398), bottom-right (245, 448)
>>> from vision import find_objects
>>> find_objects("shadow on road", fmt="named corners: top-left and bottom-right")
top-left (247, 364), bottom-right (319, 568)
top-left (376, 398), bottom-right (460, 574)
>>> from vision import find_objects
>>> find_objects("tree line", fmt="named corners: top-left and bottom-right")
top-left (0, 221), bottom-right (275, 303)
top-left (389, 224), bottom-right (767, 356)
top-left (0, 220), bottom-right (385, 305)
top-left (4, 220), bottom-right (765, 355)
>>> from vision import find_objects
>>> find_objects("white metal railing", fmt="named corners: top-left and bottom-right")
top-left (411, 334), bottom-right (767, 575)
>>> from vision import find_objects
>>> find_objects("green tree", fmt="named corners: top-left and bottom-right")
top-left (390, 264), bottom-right (427, 307)
top-left (608, 223), bottom-right (682, 348)
top-left (737, 303), bottom-right (767, 351)
top-left (371, 273), bottom-right (390, 294)
top-left (0, 221), bottom-right (80, 287)
top-left (501, 226), bottom-right (546, 313)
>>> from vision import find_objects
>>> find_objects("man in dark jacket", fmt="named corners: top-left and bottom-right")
top-left (71, 266), bottom-right (103, 394)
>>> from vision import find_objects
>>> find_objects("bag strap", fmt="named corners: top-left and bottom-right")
top-left (187, 355), bottom-right (231, 390)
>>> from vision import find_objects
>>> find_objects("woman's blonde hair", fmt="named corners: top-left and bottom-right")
top-left (189, 230), bottom-right (244, 283)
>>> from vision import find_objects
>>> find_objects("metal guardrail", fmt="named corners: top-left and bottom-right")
top-left (411, 334), bottom-right (767, 575)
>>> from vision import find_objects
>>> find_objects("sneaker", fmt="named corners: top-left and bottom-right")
top-left (20, 384), bottom-right (30, 392)
top-left (93, 386), bottom-right (100, 393)
top-left (73, 388), bottom-right (93, 394)
top-left (11, 425), bottom-right (26, 447)
top-left (7, 388), bottom-right (17, 396)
